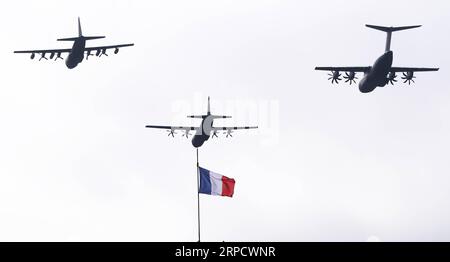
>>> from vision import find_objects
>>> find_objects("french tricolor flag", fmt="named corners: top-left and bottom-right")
top-left (198, 167), bottom-right (235, 197)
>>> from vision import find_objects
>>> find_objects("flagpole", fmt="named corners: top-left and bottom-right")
top-left (196, 148), bottom-right (201, 242)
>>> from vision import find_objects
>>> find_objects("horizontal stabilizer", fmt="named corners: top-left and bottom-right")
top-left (187, 115), bottom-right (232, 119)
top-left (366, 24), bottom-right (421, 52)
top-left (211, 115), bottom-right (232, 119)
top-left (366, 24), bottom-right (421, 32)
top-left (187, 115), bottom-right (207, 119)
top-left (57, 37), bottom-right (80, 41)
top-left (84, 36), bottom-right (106, 40)
top-left (57, 36), bottom-right (105, 41)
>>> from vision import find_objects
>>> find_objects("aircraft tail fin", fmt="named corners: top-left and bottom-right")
top-left (57, 18), bottom-right (105, 41)
top-left (366, 24), bottom-right (422, 52)
top-left (186, 97), bottom-right (231, 119)
top-left (78, 17), bottom-right (105, 40)
top-left (78, 17), bottom-right (82, 37)
top-left (207, 96), bottom-right (211, 115)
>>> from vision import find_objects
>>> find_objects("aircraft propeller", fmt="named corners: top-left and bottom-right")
top-left (387, 72), bottom-right (398, 85)
top-left (328, 71), bottom-right (342, 84)
top-left (343, 72), bottom-right (358, 85)
top-left (86, 50), bottom-right (93, 60)
top-left (99, 49), bottom-right (108, 57)
top-left (167, 130), bottom-right (177, 137)
top-left (182, 130), bottom-right (191, 139)
top-left (55, 52), bottom-right (63, 60)
top-left (39, 53), bottom-right (48, 61)
top-left (224, 129), bottom-right (233, 138)
top-left (401, 72), bottom-right (415, 85)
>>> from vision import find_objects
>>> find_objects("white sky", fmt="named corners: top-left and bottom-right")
top-left (0, 0), bottom-right (450, 241)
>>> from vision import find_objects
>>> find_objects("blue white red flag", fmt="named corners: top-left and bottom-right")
top-left (198, 167), bottom-right (235, 197)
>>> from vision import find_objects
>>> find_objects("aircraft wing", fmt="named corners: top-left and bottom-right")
top-left (145, 125), bottom-right (199, 131)
top-left (14, 48), bottom-right (72, 54)
top-left (390, 67), bottom-right (439, 73)
top-left (212, 126), bottom-right (258, 131)
top-left (315, 67), bottom-right (371, 73)
top-left (85, 43), bottom-right (134, 52)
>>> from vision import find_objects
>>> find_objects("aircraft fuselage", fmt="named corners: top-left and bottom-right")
top-left (358, 51), bottom-right (393, 93)
top-left (65, 38), bottom-right (86, 69)
top-left (191, 115), bottom-right (214, 148)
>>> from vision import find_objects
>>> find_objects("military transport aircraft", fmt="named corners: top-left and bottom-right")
top-left (145, 97), bottom-right (258, 148)
top-left (14, 18), bottom-right (134, 69)
top-left (315, 25), bottom-right (439, 93)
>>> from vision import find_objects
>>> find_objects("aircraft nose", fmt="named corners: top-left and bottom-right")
top-left (65, 60), bottom-right (75, 69)
top-left (65, 56), bottom-right (77, 69)
top-left (192, 136), bottom-right (204, 148)
top-left (192, 141), bottom-right (201, 148)
top-left (358, 77), bottom-right (375, 93)
top-left (359, 88), bottom-right (373, 94)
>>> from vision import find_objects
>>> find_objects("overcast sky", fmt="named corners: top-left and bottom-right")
top-left (1, 0), bottom-right (450, 241)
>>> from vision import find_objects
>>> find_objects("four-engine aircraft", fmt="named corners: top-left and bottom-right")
top-left (315, 25), bottom-right (439, 93)
top-left (145, 97), bottom-right (258, 148)
top-left (14, 18), bottom-right (134, 69)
